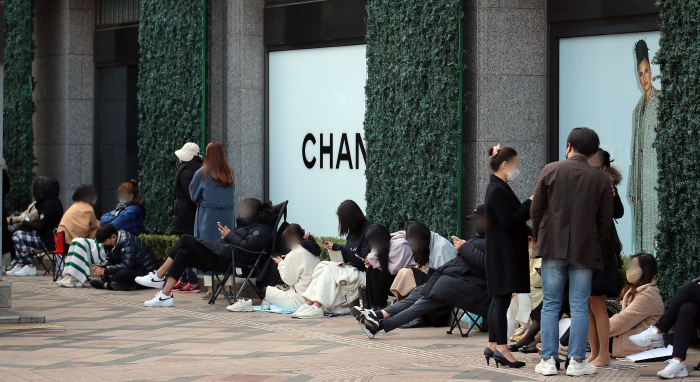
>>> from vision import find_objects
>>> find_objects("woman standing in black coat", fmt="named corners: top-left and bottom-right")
top-left (170, 143), bottom-right (203, 293)
top-left (483, 145), bottom-right (532, 368)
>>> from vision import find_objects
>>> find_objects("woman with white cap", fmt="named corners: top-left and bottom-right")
top-left (169, 142), bottom-right (204, 293)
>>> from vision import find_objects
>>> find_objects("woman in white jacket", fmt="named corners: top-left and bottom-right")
top-left (265, 224), bottom-right (321, 311)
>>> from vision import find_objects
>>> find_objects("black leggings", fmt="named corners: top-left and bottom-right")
top-left (108, 268), bottom-right (150, 285)
top-left (488, 294), bottom-right (511, 345)
top-left (655, 281), bottom-right (700, 360)
top-left (166, 235), bottom-right (230, 281)
top-left (366, 267), bottom-right (396, 309)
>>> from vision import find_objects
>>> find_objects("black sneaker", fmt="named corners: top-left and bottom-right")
top-left (351, 306), bottom-right (380, 331)
top-left (89, 279), bottom-right (107, 289)
top-left (110, 282), bottom-right (137, 291)
top-left (359, 321), bottom-right (378, 339)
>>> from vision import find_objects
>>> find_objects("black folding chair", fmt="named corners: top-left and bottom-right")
top-left (447, 307), bottom-right (485, 337)
top-left (209, 201), bottom-right (288, 305)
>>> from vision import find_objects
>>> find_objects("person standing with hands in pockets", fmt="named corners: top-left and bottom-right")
top-left (531, 128), bottom-right (613, 377)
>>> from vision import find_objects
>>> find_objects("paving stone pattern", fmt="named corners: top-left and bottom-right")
top-left (1, 276), bottom-right (700, 382)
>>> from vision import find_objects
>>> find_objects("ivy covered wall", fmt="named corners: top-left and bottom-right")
top-left (364, 0), bottom-right (462, 238)
top-left (138, 0), bottom-right (203, 234)
top-left (3, 0), bottom-right (35, 212)
top-left (655, 0), bottom-right (700, 302)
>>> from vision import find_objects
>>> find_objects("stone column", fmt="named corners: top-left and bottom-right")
top-left (462, 0), bottom-right (547, 235)
top-left (33, 0), bottom-right (94, 208)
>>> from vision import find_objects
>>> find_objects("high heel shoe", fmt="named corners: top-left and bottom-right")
top-left (493, 350), bottom-right (526, 368)
top-left (484, 347), bottom-right (494, 365)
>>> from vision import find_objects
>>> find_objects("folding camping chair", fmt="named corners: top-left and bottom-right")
top-left (35, 230), bottom-right (67, 282)
top-left (447, 306), bottom-right (485, 337)
top-left (209, 201), bottom-right (289, 306)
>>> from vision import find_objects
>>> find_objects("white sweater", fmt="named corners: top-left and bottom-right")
top-left (277, 243), bottom-right (321, 299)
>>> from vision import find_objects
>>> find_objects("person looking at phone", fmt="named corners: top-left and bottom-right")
top-left (262, 224), bottom-right (321, 311)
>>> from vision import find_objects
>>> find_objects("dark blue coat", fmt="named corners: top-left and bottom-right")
top-left (100, 203), bottom-right (145, 235)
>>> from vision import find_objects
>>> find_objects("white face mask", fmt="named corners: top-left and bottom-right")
top-left (506, 167), bottom-right (521, 182)
top-left (118, 197), bottom-right (128, 204)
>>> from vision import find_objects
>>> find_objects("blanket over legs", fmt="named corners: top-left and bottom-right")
top-left (302, 261), bottom-right (366, 314)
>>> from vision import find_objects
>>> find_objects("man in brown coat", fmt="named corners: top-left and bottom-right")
top-left (531, 128), bottom-right (613, 377)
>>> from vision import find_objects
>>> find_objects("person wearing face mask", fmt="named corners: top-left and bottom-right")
top-left (99, 180), bottom-right (145, 235)
top-left (88, 223), bottom-right (159, 291)
top-left (260, 224), bottom-right (321, 311)
top-left (482, 145), bottom-right (533, 369)
top-left (605, 253), bottom-right (663, 358)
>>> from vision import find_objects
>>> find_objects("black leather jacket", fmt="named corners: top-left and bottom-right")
top-left (103, 231), bottom-right (159, 276)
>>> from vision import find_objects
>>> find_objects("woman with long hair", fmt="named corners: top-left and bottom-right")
top-left (100, 180), bottom-right (146, 235)
top-left (607, 253), bottom-right (663, 357)
top-left (483, 145), bottom-right (532, 368)
top-left (189, 141), bottom-right (236, 298)
top-left (586, 149), bottom-right (625, 366)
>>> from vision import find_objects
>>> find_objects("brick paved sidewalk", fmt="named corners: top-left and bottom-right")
top-left (1, 275), bottom-right (699, 382)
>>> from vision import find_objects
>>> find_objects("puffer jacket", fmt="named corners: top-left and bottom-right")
top-left (420, 235), bottom-right (490, 317)
top-left (198, 207), bottom-right (276, 264)
top-left (19, 177), bottom-right (63, 250)
top-left (102, 230), bottom-right (159, 276)
top-left (100, 201), bottom-right (146, 235)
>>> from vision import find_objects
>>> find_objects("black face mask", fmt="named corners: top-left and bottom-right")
top-left (476, 228), bottom-right (486, 236)
top-left (103, 245), bottom-right (114, 252)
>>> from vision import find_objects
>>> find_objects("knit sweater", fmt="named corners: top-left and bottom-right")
top-left (58, 201), bottom-right (99, 244)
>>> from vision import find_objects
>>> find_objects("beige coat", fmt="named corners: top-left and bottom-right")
top-left (57, 201), bottom-right (99, 244)
top-left (609, 280), bottom-right (665, 357)
top-left (264, 243), bottom-right (320, 310)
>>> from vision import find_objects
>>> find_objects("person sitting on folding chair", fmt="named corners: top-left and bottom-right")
top-left (352, 213), bottom-right (489, 339)
top-left (136, 198), bottom-right (275, 307)
top-left (7, 176), bottom-right (63, 277)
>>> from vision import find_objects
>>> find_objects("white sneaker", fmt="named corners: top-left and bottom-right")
top-left (291, 305), bottom-right (311, 318)
top-left (56, 274), bottom-right (71, 285)
top-left (630, 325), bottom-right (665, 348)
top-left (6, 265), bottom-right (20, 276)
top-left (144, 291), bottom-right (174, 307)
top-left (261, 299), bottom-right (271, 310)
top-left (226, 299), bottom-right (253, 312)
top-left (534, 358), bottom-right (558, 376)
top-left (57, 275), bottom-right (83, 288)
top-left (14, 266), bottom-right (37, 277)
top-left (135, 271), bottom-right (165, 289)
top-left (294, 306), bottom-right (324, 319)
top-left (566, 360), bottom-right (597, 376)
top-left (657, 359), bottom-right (689, 379)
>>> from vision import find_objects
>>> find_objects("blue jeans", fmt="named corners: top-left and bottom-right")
top-left (179, 267), bottom-right (198, 284)
top-left (541, 258), bottom-right (593, 361)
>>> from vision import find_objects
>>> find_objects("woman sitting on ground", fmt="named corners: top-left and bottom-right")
top-left (607, 253), bottom-right (664, 356)
top-left (293, 200), bottom-right (376, 319)
top-left (390, 221), bottom-right (443, 302)
top-left (364, 225), bottom-right (416, 310)
top-left (135, 198), bottom-right (275, 307)
top-left (630, 274), bottom-right (700, 379)
top-left (100, 180), bottom-right (145, 235)
top-left (7, 177), bottom-right (64, 277)
top-left (57, 184), bottom-right (100, 244)
top-left (89, 224), bottom-right (159, 291)
top-left (261, 224), bottom-right (321, 311)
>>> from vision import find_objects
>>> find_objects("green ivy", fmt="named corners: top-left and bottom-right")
top-left (138, 0), bottom-right (203, 234)
top-left (314, 236), bottom-right (347, 262)
top-left (364, 0), bottom-right (461, 238)
top-left (654, 0), bottom-right (700, 303)
top-left (3, 0), bottom-right (35, 212)
top-left (140, 234), bottom-right (179, 264)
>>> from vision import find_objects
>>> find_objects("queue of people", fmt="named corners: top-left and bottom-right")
top-left (2, 132), bottom-right (696, 380)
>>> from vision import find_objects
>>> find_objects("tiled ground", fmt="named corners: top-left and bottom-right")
top-left (2, 276), bottom-right (700, 382)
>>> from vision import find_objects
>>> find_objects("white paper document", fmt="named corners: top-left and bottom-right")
top-left (625, 345), bottom-right (673, 362)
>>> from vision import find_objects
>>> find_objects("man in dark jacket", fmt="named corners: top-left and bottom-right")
top-left (531, 128), bottom-right (613, 376)
top-left (9, 176), bottom-right (64, 277)
top-left (136, 198), bottom-right (276, 307)
top-left (352, 206), bottom-right (490, 339)
top-left (90, 224), bottom-right (159, 291)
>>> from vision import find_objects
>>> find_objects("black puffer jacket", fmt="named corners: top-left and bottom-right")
top-left (170, 158), bottom-right (203, 235)
top-left (103, 230), bottom-right (159, 276)
top-left (199, 207), bottom-right (276, 264)
top-left (421, 235), bottom-right (490, 317)
top-left (20, 177), bottom-right (63, 250)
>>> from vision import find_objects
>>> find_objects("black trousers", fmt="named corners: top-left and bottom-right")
top-left (488, 294), bottom-right (511, 345)
top-left (166, 235), bottom-right (230, 281)
top-left (106, 268), bottom-right (150, 286)
top-left (656, 281), bottom-right (700, 360)
top-left (381, 285), bottom-right (446, 332)
top-left (365, 267), bottom-right (396, 308)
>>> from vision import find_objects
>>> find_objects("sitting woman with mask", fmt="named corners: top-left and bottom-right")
top-left (260, 224), bottom-right (321, 311)
top-left (135, 198), bottom-right (275, 307)
top-left (364, 225), bottom-right (417, 310)
top-left (100, 180), bottom-right (145, 235)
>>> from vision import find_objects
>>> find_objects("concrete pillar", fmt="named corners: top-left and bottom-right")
top-left (32, 0), bottom-right (94, 208)
top-left (462, 0), bottom-right (547, 234)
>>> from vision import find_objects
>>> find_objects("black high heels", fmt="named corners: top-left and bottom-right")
top-left (493, 350), bottom-right (526, 368)
top-left (484, 347), bottom-right (494, 365)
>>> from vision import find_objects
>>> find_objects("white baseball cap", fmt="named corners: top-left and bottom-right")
top-left (175, 142), bottom-right (201, 162)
